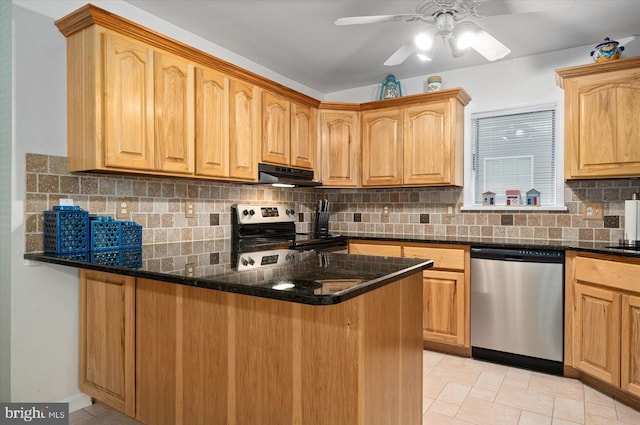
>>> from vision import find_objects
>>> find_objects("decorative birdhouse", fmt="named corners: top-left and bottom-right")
top-left (506, 190), bottom-right (521, 206)
top-left (526, 189), bottom-right (541, 206)
top-left (380, 74), bottom-right (402, 100)
top-left (482, 191), bottom-right (496, 206)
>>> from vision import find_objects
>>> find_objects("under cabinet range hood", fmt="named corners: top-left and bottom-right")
top-left (255, 163), bottom-right (322, 187)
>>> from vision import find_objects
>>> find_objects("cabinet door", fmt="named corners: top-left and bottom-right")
top-left (361, 108), bottom-right (403, 186)
top-left (403, 102), bottom-right (452, 185)
top-left (622, 294), bottom-right (640, 397)
top-left (290, 103), bottom-right (315, 170)
top-left (566, 72), bottom-right (640, 178)
top-left (154, 51), bottom-right (194, 174)
top-left (573, 283), bottom-right (621, 386)
top-left (320, 110), bottom-right (360, 187)
top-left (422, 270), bottom-right (465, 345)
top-left (229, 79), bottom-right (257, 180)
top-left (80, 269), bottom-right (135, 416)
top-left (261, 91), bottom-right (290, 166)
top-left (195, 67), bottom-right (229, 177)
top-left (103, 32), bottom-right (155, 170)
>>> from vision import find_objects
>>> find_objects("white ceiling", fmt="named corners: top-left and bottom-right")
top-left (125, 0), bottom-right (640, 94)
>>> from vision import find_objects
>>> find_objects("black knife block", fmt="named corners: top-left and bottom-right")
top-left (315, 212), bottom-right (330, 238)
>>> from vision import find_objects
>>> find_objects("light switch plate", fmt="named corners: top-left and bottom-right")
top-left (582, 202), bottom-right (604, 220)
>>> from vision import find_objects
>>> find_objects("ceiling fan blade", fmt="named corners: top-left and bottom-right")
top-left (384, 43), bottom-right (415, 66)
top-left (471, 29), bottom-right (511, 61)
top-left (334, 14), bottom-right (417, 26)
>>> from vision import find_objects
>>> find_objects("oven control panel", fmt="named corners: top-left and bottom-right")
top-left (234, 204), bottom-right (296, 224)
top-left (235, 249), bottom-right (297, 271)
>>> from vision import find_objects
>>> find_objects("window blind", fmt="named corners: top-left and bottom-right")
top-left (472, 109), bottom-right (556, 206)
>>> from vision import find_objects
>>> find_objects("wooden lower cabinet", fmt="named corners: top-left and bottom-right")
top-left (422, 269), bottom-right (465, 345)
top-left (622, 294), bottom-right (640, 397)
top-left (348, 241), bottom-right (470, 352)
top-left (566, 251), bottom-right (640, 404)
top-left (79, 270), bottom-right (135, 416)
top-left (572, 283), bottom-right (621, 386)
top-left (134, 274), bottom-right (422, 425)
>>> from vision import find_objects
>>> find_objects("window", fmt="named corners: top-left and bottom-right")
top-left (468, 105), bottom-right (563, 209)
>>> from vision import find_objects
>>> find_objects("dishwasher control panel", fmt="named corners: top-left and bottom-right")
top-left (471, 247), bottom-right (564, 263)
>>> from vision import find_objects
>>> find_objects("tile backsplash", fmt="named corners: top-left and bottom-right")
top-left (24, 153), bottom-right (639, 253)
top-left (24, 154), bottom-right (320, 253)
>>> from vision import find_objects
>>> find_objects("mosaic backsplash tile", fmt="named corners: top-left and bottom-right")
top-left (24, 153), bottom-right (639, 253)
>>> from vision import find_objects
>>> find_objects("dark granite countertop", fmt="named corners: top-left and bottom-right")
top-left (24, 244), bottom-right (432, 305)
top-left (342, 233), bottom-right (640, 258)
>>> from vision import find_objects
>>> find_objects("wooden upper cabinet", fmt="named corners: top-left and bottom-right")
top-left (290, 103), bottom-right (316, 170)
top-left (404, 98), bottom-right (463, 186)
top-left (320, 110), bottom-right (360, 187)
top-left (195, 67), bottom-right (229, 177)
top-left (154, 52), bottom-right (194, 174)
top-left (261, 91), bottom-right (291, 166)
top-left (557, 57), bottom-right (640, 179)
top-left (229, 79), bottom-right (258, 180)
top-left (103, 32), bottom-right (155, 171)
top-left (361, 108), bottom-right (403, 186)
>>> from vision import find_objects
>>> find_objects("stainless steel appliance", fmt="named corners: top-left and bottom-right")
top-left (231, 204), bottom-right (346, 271)
top-left (470, 247), bottom-right (564, 375)
top-left (255, 163), bottom-right (322, 187)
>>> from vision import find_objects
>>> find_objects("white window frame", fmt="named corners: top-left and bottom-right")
top-left (462, 102), bottom-right (566, 211)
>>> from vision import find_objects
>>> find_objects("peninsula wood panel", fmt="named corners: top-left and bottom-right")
top-left (133, 273), bottom-right (423, 424)
top-left (103, 32), bottom-right (155, 170)
top-left (194, 66), bottom-right (230, 177)
top-left (154, 51), bottom-right (194, 174)
top-left (320, 110), bottom-right (360, 187)
top-left (291, 103), bottom-right (315, 170)
top-left (261, 91), bottom-right (291, 166)
top-left (558, 58), bottom-right (640, 179)
top-left (622, 295), bottom-right (640, 397)
top-left (361, 108), bottom-right (403, 186)
top-left (573, 282), bottom-right (621, 386)
top-left (80, 270), bottom-right (135, 417)
top-left (229, 79), bottom-right (258, 180)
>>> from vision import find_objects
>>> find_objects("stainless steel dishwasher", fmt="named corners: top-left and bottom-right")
top-left (470, 247), bottom-right (564, 375)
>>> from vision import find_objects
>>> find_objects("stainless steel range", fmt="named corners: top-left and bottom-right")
top-left (231, 204), bottom-right (346, 271)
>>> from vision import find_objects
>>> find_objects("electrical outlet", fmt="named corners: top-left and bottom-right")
top-left (445, 204), bottom-right (456, 217)
top-left (184, 200), bottom-right (196, 218)
top-left (116, 198), bottom-right (129, 219)
top-left (582, 202), bottom-right (604, 220)
top-left (382, 205), bottom-right (390, 216)
top-left (185, 263), bottom-right (195, 277)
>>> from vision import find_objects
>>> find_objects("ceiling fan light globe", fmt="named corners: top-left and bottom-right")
top-left (414, 32), bottom-right (433, 51)
top-left (456, 31), bottom-right (476, 49)
top-left (448, 36), bottom-right (468, 58)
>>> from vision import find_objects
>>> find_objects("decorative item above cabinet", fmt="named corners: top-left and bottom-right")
top-left (556, 56), bottom-right (640, 180)
top-left (55, 4), bottom-right (319, 182)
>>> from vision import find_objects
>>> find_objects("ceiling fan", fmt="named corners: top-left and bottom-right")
top-left (334, 0), bottom-right (569, 66)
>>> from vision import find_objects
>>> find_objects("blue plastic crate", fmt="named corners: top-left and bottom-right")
top-left (90, 249), bottom-right (121, 266)
top-left (121, 247), bottom-right (142, 269)
top-left (90, 216), bottom-right (122, 251)
top-left (43, 206), bottom-right (90, 253)
top-left (120, 221), bottom-right (142, 248)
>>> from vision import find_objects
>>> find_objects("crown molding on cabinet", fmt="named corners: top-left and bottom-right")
top-left (555, 56), bottom-right (640, 88)
top-left (55, 3), bottom-right (321, 109)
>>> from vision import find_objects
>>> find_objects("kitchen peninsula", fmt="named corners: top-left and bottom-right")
top-left (25, 246), bottom-right (432, 425)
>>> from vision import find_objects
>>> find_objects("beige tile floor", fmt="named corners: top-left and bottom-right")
top-left (69, 350), bottom-right (640, 425)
